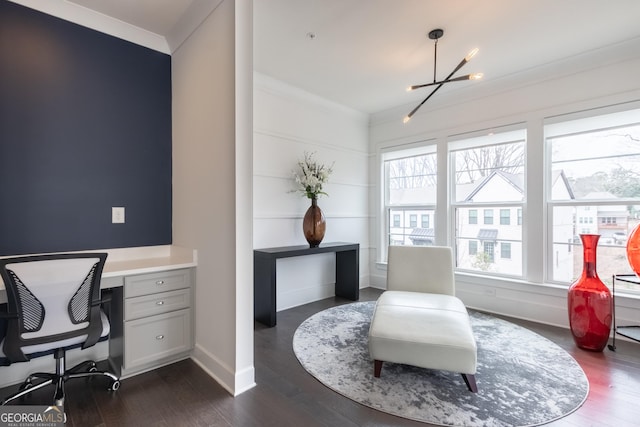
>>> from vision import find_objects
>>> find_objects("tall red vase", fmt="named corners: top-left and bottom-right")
top-left (568, 234), bottom-right (612, 352)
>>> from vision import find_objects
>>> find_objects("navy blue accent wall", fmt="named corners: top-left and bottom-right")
top-left (0, 2), bottom-right (172, 256)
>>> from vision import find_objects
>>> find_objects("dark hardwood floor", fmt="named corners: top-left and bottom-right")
top-left (2, 287), bottom-right (639, 426)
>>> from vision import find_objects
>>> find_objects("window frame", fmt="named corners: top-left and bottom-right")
top-left (449, 126), bottom-right (527, 278)
top-left (380, 142), bottom-right (438, 262)
top-left (544, 105), bottom-right (640, 288)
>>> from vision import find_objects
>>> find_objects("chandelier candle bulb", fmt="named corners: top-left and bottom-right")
top-left (465, 48), bottom-right (479, 61)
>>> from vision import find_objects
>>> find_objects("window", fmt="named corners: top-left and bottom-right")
top-left (501, 242), bottom-right (511, 259)
top-left (500, 209), bottom-right (510, 225)
top-left (383, 145), bottom-right (437, 258)
top-left (451, 128), bottom-right (526, 276)
top-left (469, 210), bottom-right (477, 224)
top-left (484, 209), bottom-right (494, 225)
top-left (546, 107), bottom-right (640, 292)
top-left (378, 103), bottom-right (640, 295)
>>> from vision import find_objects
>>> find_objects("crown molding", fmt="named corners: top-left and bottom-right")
top-left (165, 0), bottom-right (224, 53)
top-left (9, 0), bottom-right (170, 54)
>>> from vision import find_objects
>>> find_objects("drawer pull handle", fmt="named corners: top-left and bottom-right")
top-left (156, 335), bottom-right (165, 340)
top-left (156, 301), bottom-right (165, 305)
top-left (156, 280), bottom-right (165, 285)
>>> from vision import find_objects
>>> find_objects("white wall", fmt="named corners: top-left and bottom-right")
top-left (369, 37), bottom-right (640, 331)
top-left (172, 0), bottom-right (254, 395)
top-left (253, 73), bottom-right (370, 310)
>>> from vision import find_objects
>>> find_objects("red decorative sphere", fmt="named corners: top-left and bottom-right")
top-left (626, 224), bottom-right (640, 277)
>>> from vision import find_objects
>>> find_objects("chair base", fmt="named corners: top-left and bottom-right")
top-left (1, 348), bottom-right (120, 406)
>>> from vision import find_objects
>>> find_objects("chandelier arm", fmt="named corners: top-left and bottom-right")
top-left (406, 81), bottom-right (446, 120)
top-left (410, 74), bottom-right (474, 90)
top-left (447, 56), bottom-right (471, 80)
top-left (433, 38), bottom-right (438, 84)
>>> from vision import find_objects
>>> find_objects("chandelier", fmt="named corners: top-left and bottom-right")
top-left (404, 29), bottom-right (483, 123)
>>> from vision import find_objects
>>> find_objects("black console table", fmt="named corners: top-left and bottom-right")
top-left (254, 242), bottom-right (359, 327)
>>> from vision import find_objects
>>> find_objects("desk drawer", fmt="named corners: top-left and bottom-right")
top-left (125, 269), bottom-right (191, 298)
top-left (124, 288), bottom-right (191, 321)
top-left (124, 308), bottom-right (192, 369)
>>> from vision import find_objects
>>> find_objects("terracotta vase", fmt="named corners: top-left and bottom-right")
top-left (567, 234), bottom-right (612, 352)
top-left (626, 224), bottom-right (640, 277)
top-left (303, 197), bottom-right (326, 248)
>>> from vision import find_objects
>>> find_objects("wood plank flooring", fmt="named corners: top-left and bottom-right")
top-left (1, 287), bottom-right (639, 426)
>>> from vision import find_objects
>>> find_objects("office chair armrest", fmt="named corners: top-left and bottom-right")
top-left (89, 291), bottom-right (112, 307)
top-left (0, 308), bottom-right (17, 319)
top-left (100, 291), bottom-right (112, 304)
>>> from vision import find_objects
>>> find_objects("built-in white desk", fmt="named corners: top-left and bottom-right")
top-left (0, 245), bottom-right (197, 385)
top-left (0, 245), bottom-right (197, 302)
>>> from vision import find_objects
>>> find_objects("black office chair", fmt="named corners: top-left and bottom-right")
top-left (0, 253), bottom-right (120, 406)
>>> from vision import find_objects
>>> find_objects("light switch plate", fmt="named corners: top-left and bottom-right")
top-left (112, 207), bottom-right (125, 223)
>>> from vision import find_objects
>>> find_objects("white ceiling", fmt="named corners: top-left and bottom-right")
top-left (13, 0), bottom-right (640, 114)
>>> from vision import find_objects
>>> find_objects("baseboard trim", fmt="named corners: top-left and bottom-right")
top-left (191, 344), bottom-right (235, 395)
top-left (233, 365), bottom-right (256, 396)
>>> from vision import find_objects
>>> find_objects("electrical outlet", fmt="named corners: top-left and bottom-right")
top-left (112, 207), bottom-right (125, 224)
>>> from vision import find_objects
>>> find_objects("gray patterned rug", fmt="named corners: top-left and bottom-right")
top-left (293, 302), bottom-right (589, 426)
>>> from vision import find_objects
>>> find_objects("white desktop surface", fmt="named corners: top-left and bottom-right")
top-left (0, 245), bottom-right (197, 303)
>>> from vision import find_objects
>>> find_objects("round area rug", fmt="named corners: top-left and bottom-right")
top-left (292, 302), bottom-right (589, 427)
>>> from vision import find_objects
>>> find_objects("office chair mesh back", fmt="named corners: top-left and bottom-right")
top-left (0, 253), bottom-right (108, 362)
top-left (6, 269), bottom-right (45, 333)
top-left (68, 262), bottom-right (99, 324)
top-left (0, 252), bottom-right (120, 406)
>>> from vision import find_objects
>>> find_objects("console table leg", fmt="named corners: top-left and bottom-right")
top-left (254, 256), bottom-right (277, 327)
top-left (335, 249), bottom-right (359, 301)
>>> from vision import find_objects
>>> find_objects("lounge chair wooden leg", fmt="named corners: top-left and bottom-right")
top-left (374, 360), bottom-right (383, 378)
top-left (462, 373), bottom-right (477, 392)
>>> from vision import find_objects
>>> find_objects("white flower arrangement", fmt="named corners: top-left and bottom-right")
top-left (292, 152), bottom-right (334, 199)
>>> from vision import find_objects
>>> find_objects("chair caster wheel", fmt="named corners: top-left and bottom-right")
top-left (109, 380), bottom-right (120, 391)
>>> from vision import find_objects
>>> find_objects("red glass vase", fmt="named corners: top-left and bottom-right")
top-left (626, 224), bottom-right (640, 277)
top-left (568, 234), bottom-right (612, 352)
